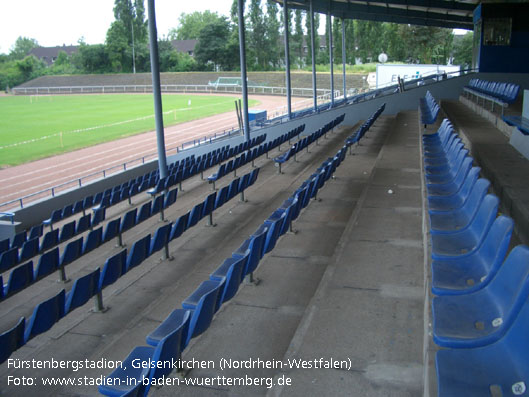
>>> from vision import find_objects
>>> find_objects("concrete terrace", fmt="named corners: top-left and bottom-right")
top-left (0, 109), bottom-right (428, 396)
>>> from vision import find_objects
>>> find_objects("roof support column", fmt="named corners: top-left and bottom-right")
top-left (309, 0), bottom-right (318, 112)
top-left (283, 0), bottom-right (292, 119)
top-left (342, 18), bottom-right (347, 102)
top-left (237, 0), bottom-right (250, 142)
top-left (328, 12), bottom-right (334, 107)
top-left (147, 0), bottom-right (168, 179)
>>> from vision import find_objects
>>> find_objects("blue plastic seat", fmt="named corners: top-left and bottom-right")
top-left (0, 238), bottom-right (9, 255)
top-left (4, 261), bottom-right (33, 297)
top-left (208, 163), bottom-right (226, 190)
top-left (436, 281), bottom-right (529, 396)
top-left (0, 317), bottom-right (25, 364)
top-left (214, 186), bottom-right (229, 210)
top-left (19, 237), bottom-right (39, 262)
top-left (76, 214), bottom-right (91, 234)
top-left (210, 254), bottom-right (248, 306)
top-left (427, 158), bottom-right (474, 197)
top-left (99, 326), bottom-right (183, 397)
top-left (11, 230), bottom-right (27, 250)
top-left (121, 208), bottom-right (138, 234)
top-left (432, 216), bottom-right (514, 296)
top-left (65, 268), bottom-right (100, 314)
top-left (427, 167), bottom-right (481, 211)
top-left (425, 149), bottom-right (468, 180)
top-left (100, 220), bottom-right (118, 244)
top-left (81, 227), bottom-right (102, 255)
top-left (29, 224), bottom-right (43, 240)
top-left (263, 215), bottom-right (284, 255)
top-left (146, 309), bottom-right (190, 352)
top-left (149, 223), bottom-right (172, 258)
top-left (163, 188), bottom-right (178, 209)
top-left (431, 194), bottom-right (499, 260)
top-left (24, 289), bottom-right (65, 342)
top-left (99, 249), bottom-right (127, 289)
top-left (202, 192), bottom-right (217, 226)
top-left (136, 202), bottom-right (151, 224)
top-left (40, 229), bottom-right (59, 252)
top-left (59, 220), bottom-right (76, 243)
top-left (91, 207), bottom-right (106, 228)
top-left (182, 279), bottom-right (224, 346)
top-left (433, 245), bottom-right (529, 349)
top-left (233, 224), bottom-right (268, 282)
top-left (43, 209), bottom-right (62, 230)
top-left (170, 213), bottom-right (189, 241)
top-left (35, 247), bottom-right (60, 280)
top-left (125, 234), bottom-right (150, 272)
top-left (0, 247), bottom-right (18, 272)
top-left (227, 177), bottom-right (241, 200)
top-left (187, 203), bottom-right (204, 229)
top-left (61, 204), bottom-right (74, 219)
top-left (73, 200), bottom-right (84, 215)
top-left (429, 179), bottom-right (491, 233)
top-left (60, 237), bottom-right (83, 267)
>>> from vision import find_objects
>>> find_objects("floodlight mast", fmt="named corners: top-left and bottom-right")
top-left (147, 0), bottom-right (168, 179)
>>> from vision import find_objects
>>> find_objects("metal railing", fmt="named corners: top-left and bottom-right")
top-left (13, 84), bottom-right (334, 98)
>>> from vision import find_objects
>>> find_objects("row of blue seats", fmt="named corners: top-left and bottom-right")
top-left (5, 138), bottom-right (266, 271)
top-left (421, 119), bottom-right (529, 396)
top-left (27, 137), bottom-right (263, 250)
top-left (274, 115), bottom-right (344, 173)
top-left (208, 125), bottom-right (305, 189)
top-left (0, 168), bottom-right (261, 365)
top-left (345, 103), bottom-right (386, 151)
top-left (420, 90), bottom-right (440, 127)
top-left (463, 78), bottom-right (520, 115)
top-left (0, 189), bottom-right (176, 302)
top-left (98, 129), bottom-right (351, 397)
top-left (0, 208), bottom-right (106, 274)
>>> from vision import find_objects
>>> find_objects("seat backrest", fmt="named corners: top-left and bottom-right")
top-left (121, 208), bottom-right (138, 232)
top-left (99, 249), bottom-right (127, 289)
top-left (202, 192), bottom-right (217, 218)
top-left (59, 221), bottom-right (76, 243)
top-left (20, 237), bottom-right (39, 262)
top-left (170, 213), bottom-right (189, 241)
top-left (35, 247), bottom-right (59, 280)
top-left (103, 218), bottom-right (120, 242)
top-left (214, 186), bottom-right (229, 210)
top-left (126, 234), bottom-right (151, 271)
top-left (0, 317), bottom-right (25, 364)
top-left (83, 227), bottom-right (102, 255)
top-left (5, 261), bottom-right (34, 296)
top-left (65, 268), bottom-right (100, 314)
top-left (264, 216), bottom-right (284, 255)
top-left (61, 204), bottom-right (73, 219)
top-left (183, 280), bottom-right (223, 345)
top-left (0, 238), bottom-right (9, 255)
top-left (0, 248), bottom-right (18, 273)
top-left (187, 203), bottom-right (204, 229)
top-left (11, 230), bottom-right (27, 250)
top-left (227, 177), bottom-right (241, 200)
top-left (60, 237), bottom-right (83, 267)
top-left (468, 194), bottom-right (499, 242)
top-left (91, 207), bottom-right (106, 228)
top-left (29, 224), bottom-right (43, 240)
top-left (24, 289), bottom-right (65, 342)
top-left (243, 224), bottom-right (269, 276)
top-left (136, 202), bottom-right (152, 224)
top-left (76, 214), bottom-right (91, 235)
top-left (150, 223), bottom-right (172, 256)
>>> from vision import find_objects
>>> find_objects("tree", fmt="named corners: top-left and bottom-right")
top-left (248, 0), bottom-right (268, 70)
top-left (344, 19), bottom-right (355, 65)
top-left (305, 11), bottom-right (320, 66)
top-left (169, 11), bottom-right (224, 40)
top-left (106, 0), bottom-right (148, 73)
top-left (158, 39), bottom-right (196, 72)
top-left (452, 31), bottom-right (473, 68)
top-left (15, 55), bottom-right (46, 81)
top-left (77, 43), bottom-right (111, 74)
top-left (265, 1), bottom-right (281, 69)
top-left (9, 37), bottom-right (39, 60)
top-left (291, 9), bottom-right (304, 68)
top-left (194, 17), bottom-right (236, 71)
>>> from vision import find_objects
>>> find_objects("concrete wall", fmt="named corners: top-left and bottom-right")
top-left (6, 72), bottom-right (529, 237)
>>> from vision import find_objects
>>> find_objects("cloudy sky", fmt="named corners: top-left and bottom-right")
top-left (0, 0), bottom-right (234, 54)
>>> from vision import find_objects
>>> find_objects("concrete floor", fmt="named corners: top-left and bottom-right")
top-left (0, 110), bottom-right (429, 396)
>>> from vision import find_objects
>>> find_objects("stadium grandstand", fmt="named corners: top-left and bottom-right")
top-left (1, 0), bottom-right (529, 396)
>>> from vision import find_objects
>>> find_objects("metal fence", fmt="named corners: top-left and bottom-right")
top-left (13, 84), bottom-right (333, 98)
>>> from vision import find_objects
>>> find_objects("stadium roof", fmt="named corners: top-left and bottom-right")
top-left (273, 0), bottom-right (481, 30)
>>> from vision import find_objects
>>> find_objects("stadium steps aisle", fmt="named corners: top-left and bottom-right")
top-left (0, 118), bottom-right (360, 396)
top-left (146, 112), bottom-right (424, 396)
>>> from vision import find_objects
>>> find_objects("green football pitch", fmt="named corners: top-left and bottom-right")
top-left (0, 94), bottom-right (258, 167)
